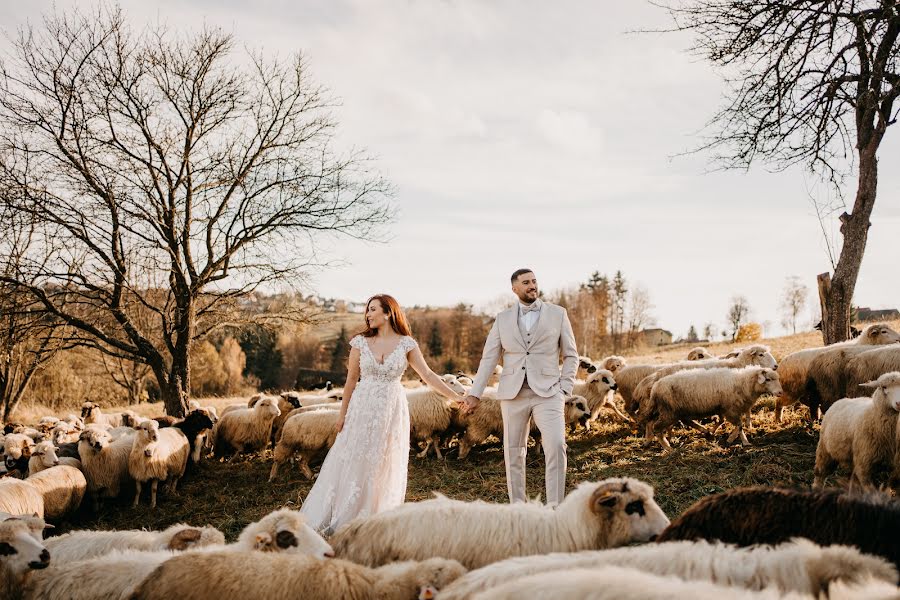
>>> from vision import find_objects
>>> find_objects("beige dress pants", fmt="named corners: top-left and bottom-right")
top-left (500, 381), bottom-right (567, 506)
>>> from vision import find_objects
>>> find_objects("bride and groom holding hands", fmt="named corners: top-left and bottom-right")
top-left (301, 268), bottom-right (579, 535)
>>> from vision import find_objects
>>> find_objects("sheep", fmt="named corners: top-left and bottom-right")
top-left (23, 466), bottom-right (86, 520)
top-left (77, 427), bottom-right (134, 511)
top-left (0, 478), bottom-right (44, 517)
top-left (3, 434), bottom-right (35, 474)
top-left (647, 367), bottom-right (782, 451)
top-left (805, 342), bottom-right (900, 418)
top-left (120, 410), bottom-right (149, 428)
top-left (43, 522), bottom-right (225, 565)
top-left (467, 564), bottom-right (898, 600)
top-left (36, 417), bottom-right (59, 434)
top-left (12, 427), bottom-right (44, 444)
top-left (579, 355), bottom-right (627, 374)
top-left (62, 414), bottom-right (84, 431)
top-left (268, 409), bottom-right (339, 481)
top-left (774, 322), bottom-right (900, 423)
top-left (454, 392), bottom-right (504, 460)
top-left (81, 401), bottom-right (124, 427)
top-left (438, 537), bottom-right (898, 600)
top-left (813, 372), bottom-right (900, 491)
top-left (407, 377), bottom-right (466, 459)
top-left (633, 345), bottom-right (778, 430)
top-left (173, 409), bottom-right (216, 465)
top-left (27, 441), bottom-right (82, 476)
top-left (846, 345), bottom-right (900, 398)
top-left (0, 516), bottom-right (51, 600)
top-left (248, 393), bottom-right (303, 446)
top-left (614, 364), bottom-right (668, 417)
top-left (527, 395), bottom-right (592, 451)
top-left (571, 369), bottom-right (625, 427)
top-left (131, 552), bottom-right (465, 600)
top-left (687, 347), bottom-right (715, 361)
top-left (128, 420), bottom-right (190, 508)
top-left (656, 486), bottom-right (900, 571)
top-left (213, 396), bottom-right (281, 459)
top-left (330, 477), bottom-right (670, 570)
top-left (49, 423), bottom-right (79, 446)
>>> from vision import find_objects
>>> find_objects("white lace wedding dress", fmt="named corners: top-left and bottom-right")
top-left (300, 334), bottom-right (415, 535)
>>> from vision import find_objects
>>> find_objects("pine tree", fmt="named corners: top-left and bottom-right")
top-left (428, 321), bottom-right (443, 358)
top-left (686, 325), bottom-right (699, 343)
top-left (329, 326), bottom-right (350, 372)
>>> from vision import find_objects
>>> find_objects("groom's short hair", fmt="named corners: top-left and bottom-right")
top-left (511, 268), bottom-right (534, 284)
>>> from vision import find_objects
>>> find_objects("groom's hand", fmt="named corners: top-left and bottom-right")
top-left (462, 395), bottom-right (480, 414)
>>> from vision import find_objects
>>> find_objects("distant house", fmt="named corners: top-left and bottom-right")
top-left (640, 328), bottom-right (673, 346)
top-left (855, 307), bottom-right (900, 322)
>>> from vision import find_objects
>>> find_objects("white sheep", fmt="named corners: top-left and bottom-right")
top-left (572, 369), bottom-right (626, 427)
top-left (78, 427), bottom-right (135, 511)
top-left (774, 323), bottom-right (900, 422)
top-left (24, 465), bottom-right (86, 520)
top-left (120, 410), bottom-right (149, 428)
top-left (613, 364), bottom-right (667, 417)
top-left (814, 371), bottom-right (900, 491)
top-left (0, 478), bottom-right (44, 518)
top-left (453, 388), bottom-right (504, 460)
top-left (0, 516), bottom-right (51, 599)
top-left (847, 345), bottom-right (900, 398)
top-left (62, 414), bottom-right (84, 430)
top-left (468, 564), bottom-right (897, 600)
top-left (3, 433), bottom-right (35, 473)
top-left (128, 420), bottom-right (190, 508)
top-left (131, 552), bottom-right (466, 600)
top-left (213, 396), bottom-right (281, 459)
top-left (36, 417), bottom-right (60, 434)
top-left (249, 393), bottom-right (303, 445)
top-left (330, 477), bottom-right (670, 569)
top-left (440, 537), bottom-right (898, 599)
top-left (269, 409), bottom-right (339, 481)
top-left (43, 522), bottom-right (226, 563)
top-left (49, 423), bottom-right (80, 446)
top-left (27, 441), bottom-right (82, 476)
top-left (579, 355), bottom-right (627, 374)
top-left (81, 401), bottom-right (124, 427)
top-left (407, 376), bottom-right (466, 459)
top-left (687, 347), bottom-right (715, 361)
top-left (648, 367), bottom-right (783, 451)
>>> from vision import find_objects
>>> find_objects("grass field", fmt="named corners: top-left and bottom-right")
top-left (30, 322), bottom-right (900, 540)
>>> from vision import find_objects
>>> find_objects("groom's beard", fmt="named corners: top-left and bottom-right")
top-left (517, 290), bottom-right (538, 304)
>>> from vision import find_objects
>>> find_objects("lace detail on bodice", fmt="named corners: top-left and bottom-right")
top-left (350, 335), bottom-right (417, 383)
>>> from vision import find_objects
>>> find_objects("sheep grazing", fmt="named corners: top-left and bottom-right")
top-left (120, 410), bottom-right (149, 428)
top-left (614, 365), bottom-right (667, 417)
top-left (407, 376), bottom-right (465, 459)
top-left (805, 342), bottom-right (900, 418)
top-left (632, 345), bottom-right (778, 431)
top-left (213, 396), bottom-right (281, 459)
top-left (686, 347), bottom-right (714, 361)
top-left (81, 401), bottom-right (124, 427)
top-left (774, 322), bottom-right (900, 423)
top-left (36, 417), bottom-right (60, 434)
top-left (0, 478), bottom-right (44, 518)
top-left (44, 522), bottom-right (225, 563)
top-left (78, 427), bottom-right (134, 511)
top-left (268, 410), bottom-right (339, 481)
top-left (131, 552), bottom-right (465, 600)
top-left (648, 367), bottom-right (782, 451)
top-left (847, 345), bottom-right (900, 398)
top-left (814, 372), bottom-right (900, 491)
top-left (173, 409), bottom-right (216, 465)
top-left (330, 477), bottom-right (670, 570)
top-left (571, 369), bottom-right (625, 427)
top-left (656, 486), bottom-right (900, 571)
top-left (438, 538), bottom-right (898, 600)
top-left (0, 516), bottom-right (51, 600)
top-left (24, 465), bottom-right (86, 520)
top-left (251, 393), bottom-right (303, 446)
top-left (49, 423), bottom-right (79, 446)
top-left (454, 392), bottom-right (504, 460)
top-left (579, 355), bottom-right (627, 375)
top-left (467, 564), bottom-right (898, 600)
top-left (128, 420), bottom-right (190, 508)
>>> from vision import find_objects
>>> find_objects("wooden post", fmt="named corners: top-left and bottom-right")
top-left (817, 272), bottom-right (832, 345)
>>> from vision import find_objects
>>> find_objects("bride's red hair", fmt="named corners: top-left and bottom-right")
top-left (358, 294), bottom-right (413, 338)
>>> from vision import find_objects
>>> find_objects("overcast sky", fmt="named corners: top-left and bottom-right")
top-left (3, 1), bottom-right (897, 339)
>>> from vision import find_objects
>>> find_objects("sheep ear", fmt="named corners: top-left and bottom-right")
top-left (254, 532), bottom-right (272, 549)
top-left (859, 380), bottom-right (879, 389)
top-left (275, 530), bottom-right (298, 549)
top-left (0, 542), bottom-right (15, 556)
top-left (590, 489), bottom-right (619, 514)
top-left (168, 528), bottom-right (202, 550)
top-left (757, 373), bottom-right (766, 385)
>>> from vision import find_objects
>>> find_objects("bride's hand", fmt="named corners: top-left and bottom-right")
top-left (335, 415), bottom-right (345, 433)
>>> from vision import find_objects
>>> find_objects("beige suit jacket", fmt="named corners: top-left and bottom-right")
top-left (470, 302), bottom-right (579, 400)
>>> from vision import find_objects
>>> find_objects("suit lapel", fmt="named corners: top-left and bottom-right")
top-left (529, 303), bottom-right (550, 346)
top-left (507, 306), bottom-right (527, 349)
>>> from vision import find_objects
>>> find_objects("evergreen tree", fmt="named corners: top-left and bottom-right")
top-left (329, 326), bottom-right (350, 372)
top-left (687, 325), bottom-right (699, 343)
top-left (428, 321), bottom-right (443, 358)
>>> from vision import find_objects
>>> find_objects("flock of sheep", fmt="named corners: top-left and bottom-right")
top-left (2, 321), bottom-right (900, 598)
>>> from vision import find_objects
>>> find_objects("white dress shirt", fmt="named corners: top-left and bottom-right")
top-left (518, 299), bottom-right (542, 333)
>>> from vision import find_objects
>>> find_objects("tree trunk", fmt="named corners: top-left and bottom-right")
top-left (819, 146), bottom-right (878, 345)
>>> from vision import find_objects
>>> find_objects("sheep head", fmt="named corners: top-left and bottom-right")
top-left (586, 369), bottom-right (617, 393)
top-left (0, 517), bottom-right (50, 574)
top-left (32, 441), bottom-right (59, 468)
top-left (255, 397), bottom-right (282, 418)
top-left (564, 395), bottom-right (590, 427)
top-left (859, 323), bottom-right (900, 346)
top-left (686, 347), bottom-right (712, 361)
top-left (861, 371), bottom-right (900, 412)
top-left (755, 368), bottom-right (783, 397)
top-left (739, 345), bottom-right (777, 370)
top-left (79, 428), bottom-right (112, 452)
top-left (80, 401), bottom-right (99, 419)
top-left (601, 356), bottom-right (626, 372)
top-left (585, 478), bottom-right (670, 546)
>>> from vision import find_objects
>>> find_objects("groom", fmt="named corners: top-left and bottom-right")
top-left (463, 269), bottom-right (578, 506)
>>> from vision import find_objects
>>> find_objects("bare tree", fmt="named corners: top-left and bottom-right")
top-left (780, 275), bottom-right (809, 334)
top-left (0, 7), bottom-right (392, 415)
top-left (0, 209), bottom-right (73, 419)
top-left (660, 1), bottom-right (900, 344)
top-left (726, 295), bottom-right (751, 341)
top-left (99, 353), bottom-right (150, 405)
top-left (609, 271), bottom-right (628, 352)
top-left (626, 284), bottom-right (656, 347)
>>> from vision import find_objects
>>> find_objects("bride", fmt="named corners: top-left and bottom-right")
top-left (301, 293), bottom-right (465, 535)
